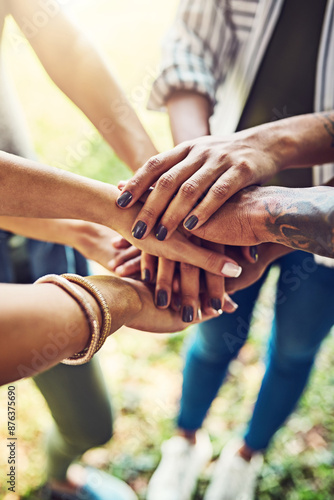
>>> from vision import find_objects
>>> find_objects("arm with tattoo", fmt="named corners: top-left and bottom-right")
top-left (262, 186), bottom-right (334, 257)
top-left (192, 185), bottom-right (334, 259)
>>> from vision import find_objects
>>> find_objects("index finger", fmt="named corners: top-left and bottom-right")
top-left (116, 143), bottom-right (190, 208)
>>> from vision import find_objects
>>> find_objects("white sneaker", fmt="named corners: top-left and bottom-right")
top-left (146, 430), bottom-right (212, 500)
top-left (203, 439), bottom-right (263, 500)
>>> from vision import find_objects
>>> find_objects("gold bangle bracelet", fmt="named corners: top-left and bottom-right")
top-left (34, 274), bottom-right (100, 365)
top-left (61, 274), bottom-right (112, 354)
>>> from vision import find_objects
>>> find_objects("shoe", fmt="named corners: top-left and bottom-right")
top-left (147, 430), bottom-right (212, 500)
top-left (41, 465), bottom-right (138, 500)
top-left (203, 439), bottom-right (263, 500)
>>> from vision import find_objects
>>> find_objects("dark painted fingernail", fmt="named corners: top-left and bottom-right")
top-left (132, 220), bottom-right (147, 239)
top-left (210, 298), bottom-right (222, 311)
top-left (157, 289), bottom-right (168, 307)
top-left (156, 224), bottom-right (168, 241)
top-left (116, 191), bottom-right (132, 207)
top-left (184, 215), bottom-right (198, 230)
top-left (182, 305), bottom-right (194, 323)
top-left (142, 269), bottom-right (151, 282)
top-left (250, 246), bottom-right (259, 262)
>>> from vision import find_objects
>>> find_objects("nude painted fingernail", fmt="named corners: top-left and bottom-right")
top-left (224, 295), bottom-right (239, 311)
top-left (116, 191), bottom-right (133, 207)
top-left (221, 262), bottom-right (242, 277)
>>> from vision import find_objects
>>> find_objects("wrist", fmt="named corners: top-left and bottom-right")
top-left (88, 275), bottom-right (142, 331)
top-left (240, 120), bottom-right (297, 173)
top-left (251, 185), bottom-right (289, 244)
top-left (167, 90), bottom-right (211, 144)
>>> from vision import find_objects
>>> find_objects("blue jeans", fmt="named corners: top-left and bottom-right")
top-left (178, 251), bottom-right (334, 451)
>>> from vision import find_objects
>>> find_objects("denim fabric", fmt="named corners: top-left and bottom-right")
top-left (178, 251), bottom-right (334, 450)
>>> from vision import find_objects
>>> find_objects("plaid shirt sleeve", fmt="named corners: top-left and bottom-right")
top-left (147, 0), bottom-right (245, 112)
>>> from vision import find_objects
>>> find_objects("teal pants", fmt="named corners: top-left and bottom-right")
top-left (34, 359), bottom-right (113, 482)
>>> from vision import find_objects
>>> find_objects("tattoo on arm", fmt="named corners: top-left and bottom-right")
top-left (264, 187), bottom-right (334, 258)
top-left (317, 112), bottom-right (334, 147)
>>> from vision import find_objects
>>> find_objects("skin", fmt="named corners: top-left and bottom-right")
top-left (0, 150), bottom-right (242, 277)
top-left (134, 89), bottom-right (334, 457)
top-left (0, 274), bottom-right (213, 386)
top-left (117, 110), bottom-right (334, 241)
top-left (148, 92), bottom-right (229, 319)
top-left (192, 185), bottom-right (334, 259)
top-left (5, 0), bottom-right (157, 172)
top-left (0, 217), bottom-right (137, 272)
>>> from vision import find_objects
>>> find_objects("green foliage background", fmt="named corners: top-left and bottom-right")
top-left (0, 1), bottom-right (333, 499)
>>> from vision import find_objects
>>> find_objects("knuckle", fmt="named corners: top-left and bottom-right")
top-left (179, 179), bottom-right (200, 198)
top-left (235, 160), bottom-right (253, 182)
top-left (128, 175), bottom-right (143, 191)
top-left (140, 205), bottom-right (157, 221)
top-left (156, 172), bottom-right (177, 191)
top-left (144, 156), bottom-right (162, 173)
top-left (204, 251), bottom-right (220, 272)
top-left (180, 261), bottom-right (197, 274)
top-left (210, 182), bottom-right (229, 200)
top-left (163, 212), bottom-right (180, 228)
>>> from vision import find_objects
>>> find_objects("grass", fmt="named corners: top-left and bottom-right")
top-left (0, 1), bottom-right (334, 499)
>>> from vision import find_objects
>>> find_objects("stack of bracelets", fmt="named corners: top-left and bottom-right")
top-left (34, 273), bottom-right (112, 365)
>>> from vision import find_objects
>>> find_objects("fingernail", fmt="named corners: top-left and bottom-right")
top-left (142, 269), bottom-right (151, 282)
top-left (182, 305), bottom-right (194, 323)
top-left (156, 224), bottom-right (168, 241)
top-left (157, 289), bottom-right (168, 307)
top-left (116, 191), bottom-right (133, 207)
top-left (224, 295), bottom-right (239, 311)
top-left (221, 262), bottom-right (242, 277)
top-left (250, 246), bottom-right (259, 262)
top-left (210, 298), bottom-right (223, 313)
top-left (184, 215), bottom-right (198, 230)
top-left (132, 220), bottom-right (147, 239)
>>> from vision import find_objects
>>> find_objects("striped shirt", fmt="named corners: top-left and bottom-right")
top-left (148, 0), bottom-right (334, 186)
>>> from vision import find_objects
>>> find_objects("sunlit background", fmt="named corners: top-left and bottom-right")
top-left (0, 1), bottom-right (334, 499)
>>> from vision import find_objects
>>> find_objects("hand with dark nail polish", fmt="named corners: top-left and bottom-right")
top-left (210, 298), bottom-right (222, 312)
top-left (143, 269), bottom-right (151, 282)
top-left (184, 215), bottom-right (198, 230)
top-left (157, 289), bottom-right (168, 307)
top-left (182, 305), bottom-right (194, 323)
top-left (116, 191), bottom-right (133, 207)
top-left (156, 224), bottom-right (168, 241)
top-left (250, 246), bottom-right (259, 262)
top-left (132, 220), bottom-right (147, 239)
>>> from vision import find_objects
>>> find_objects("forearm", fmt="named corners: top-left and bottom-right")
top-left (0, 216), bottom-right (92, 247)
top-left (238, 111), bottom-right (334, 171)
top-left (0, 275), bottom-right (141, 385)
top-left (256, 185), bottom-right (334, 258)
top-left (193, 185), bottom-right (334, 258)
top-left (0, 283), bottom-right (93, 384)
top-left (167, 90), bottom-right (211, 144)
top-left (9, 0), bottom-right (157, 171)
